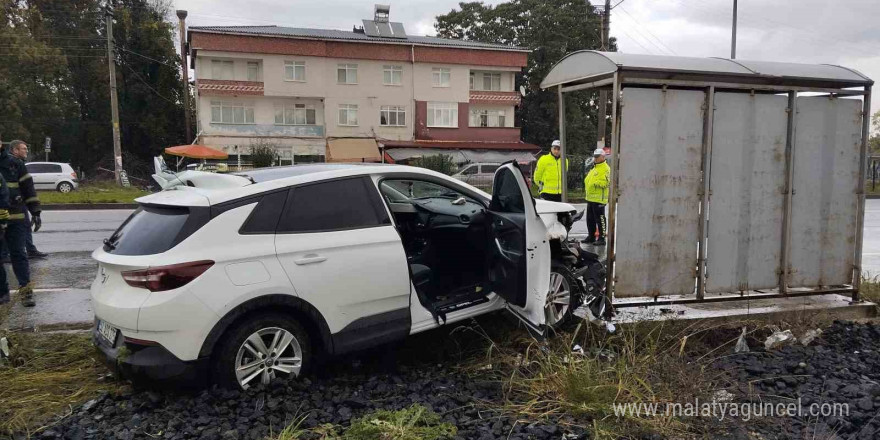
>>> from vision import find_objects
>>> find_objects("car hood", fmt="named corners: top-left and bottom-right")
top-left (535, 199), bottom-right (576, 214)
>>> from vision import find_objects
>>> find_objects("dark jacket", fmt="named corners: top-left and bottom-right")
top-left (0, 148), bottom-right (40, 220)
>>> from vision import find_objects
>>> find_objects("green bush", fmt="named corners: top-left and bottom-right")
top-left (250, 141), bottom-right (277, 168)
top-left (408, 154), bottom-right (458, 176)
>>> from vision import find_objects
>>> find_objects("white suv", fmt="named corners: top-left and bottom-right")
top-left (92, 162), bottom-right (606, 389)
top-left (26, 162), bottom-right (78, 192)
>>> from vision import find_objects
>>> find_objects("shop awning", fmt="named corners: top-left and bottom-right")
top-left (460, 150), bottom-right (537, 164)
top-left (326, 138), bottom-right (381, 163)
top-left (385, 148), bottom-right (469, 164)
top-left (165, 144), bottom-right (229, 160)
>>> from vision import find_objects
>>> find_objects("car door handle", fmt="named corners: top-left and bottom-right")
top-left (294, 254), bottom-right (327, 265)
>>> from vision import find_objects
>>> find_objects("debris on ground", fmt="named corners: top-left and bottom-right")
top-left (763, 329), bottom-right (796, 350)
top-left (734, 327), bottom-right (750, 353)
top-left (800, 328), bottom-right (823, 346)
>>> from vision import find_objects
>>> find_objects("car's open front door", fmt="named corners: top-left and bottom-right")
top-left (487, 162), bottom-right (550, 336)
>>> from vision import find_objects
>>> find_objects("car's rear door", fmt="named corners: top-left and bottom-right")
top-left (274, 176), bottom-right (411, 354)
top-left (486, 162), bottom-right (551, 335)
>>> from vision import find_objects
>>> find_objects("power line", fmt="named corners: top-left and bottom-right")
top-left (614, 26), bottom-right (655, 54)
top-left (610, 0), bottom-right (627, 9)
top-left (118, 47), bottom-right (178, 69)
top-left (616, 5), bottom-right (677, 55)
top-left (121, 62), bottom-right (177, 105)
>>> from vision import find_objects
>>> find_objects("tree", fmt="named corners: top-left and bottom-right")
top-left (0, 0), bottom-right (187, 181)
top-left (436, 0), bottom-right (613, 155)
top-left (871, 110), bottom-right (880, 154)
top-left (250, 140), bottom-right (277, 168)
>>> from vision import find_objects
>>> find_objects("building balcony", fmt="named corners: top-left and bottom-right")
top-left (469, 90), bottom-right (521, 106)
top-left (198, 79), bottom-right (264, 96)
top-left (204, 123), bottom-right (324, 138)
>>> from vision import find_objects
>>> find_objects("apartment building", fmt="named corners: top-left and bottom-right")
top-left (187, 6), bottom-right (538, 165)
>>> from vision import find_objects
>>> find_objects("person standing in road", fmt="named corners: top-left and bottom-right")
top-left (0, 142), bottom-right (47, 262)
top-left (0, 173), bottom-right (11, 305)
top-left (0, 140), bottom-right (42, 307)
top-left (582, 148), bottom-right (610, 246)
top-left (533, 140), bottom-right (569, 202)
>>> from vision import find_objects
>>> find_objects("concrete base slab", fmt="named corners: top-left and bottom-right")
top-left (2, 288), bottom-right (92, 331)
top-left (612, 294), bottom-right (877, 324)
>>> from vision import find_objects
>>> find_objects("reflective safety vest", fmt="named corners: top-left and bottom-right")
top-left (533, 154), bottom-right (568, 195)
top-left (584, 161), bottom-right (610, 204)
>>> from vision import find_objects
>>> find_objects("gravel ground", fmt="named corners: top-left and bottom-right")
top-left (38, 365), bottom-right (586, 440)
top-left (711, 321), bottom-right (880, 440)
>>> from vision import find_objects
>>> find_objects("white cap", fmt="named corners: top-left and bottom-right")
top-left (593, 148), bottom-right (606, 156)
top-left (551, 140), bottom-right (561, 147)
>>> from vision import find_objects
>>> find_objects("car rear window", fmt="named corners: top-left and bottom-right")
top-left (277, 177), bottom-right (390, 233)
top-left (105, 205), bottom-right (209, 255)
top-left (26, 163), bottom-right (62, 173)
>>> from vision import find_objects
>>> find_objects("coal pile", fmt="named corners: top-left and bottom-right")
top-left (39, 364), bottom-right (587, 440)
top-left (712, 321), bottom-right (880, 439)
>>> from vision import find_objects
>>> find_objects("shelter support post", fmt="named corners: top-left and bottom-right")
top-left (779, 91), bottom-right (798, 295)
top-left (853, 86), bottom-right (872, 301)
top-left (604, 73), bottom-right (621, 313)
top-left (558, 86), bottom-right (567, 202)
top-left (696, 86), bottom-right (715, 300)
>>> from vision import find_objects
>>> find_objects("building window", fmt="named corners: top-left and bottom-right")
top-left (380, 106), bottom-right (406, 127)
top-left (210, 101), bottom-right (255, 124)
top-left (469, 72), bottom-right (475, 90)
top-left (338, 104), bottom-right (359, 126)
top-left (432, 67), bottom-right (450, 87)
top-left (337, 64), bottom-right (358, 84)
top-left (427, 102), bottom-right (458, 128)
top-left (383, 65), bottom-right (402, 86)
top-left (470, 109), bottom-right (506, 127)
top-left (275, 103), bottom-right (316, 125)
top-left (284, 61), bottom-right (305, 82)
top-left (247, 62), bottom-right (261, 81)
top-left (482, 73), bottom-right (502, 91)
top-left (211, 60), bottom-right (234, 80)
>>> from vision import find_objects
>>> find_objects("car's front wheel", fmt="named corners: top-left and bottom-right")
top-left (545, 260), bottom-right (580, 330)
top-left (213, 313), bottom-right (311, 390)
top-left (57, 182), bottom-right (74, 193)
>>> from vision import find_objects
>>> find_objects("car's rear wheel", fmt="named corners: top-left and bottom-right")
top-left (57, 182), bottom-right (73, 193)
top-left (545, 260), bottom-right (579, 330)
top-left (213, 313), bottom-right (311, 390)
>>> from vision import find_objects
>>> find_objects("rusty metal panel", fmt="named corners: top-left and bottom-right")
top-left (789, 96), bottom-right (863, 287)
top-left (706, 93), bottom-right (788, 292)
top-left (614, 88), bottom-right (704, 297)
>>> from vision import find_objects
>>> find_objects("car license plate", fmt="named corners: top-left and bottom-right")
top-left (97, 320), bottom-right (118, 344)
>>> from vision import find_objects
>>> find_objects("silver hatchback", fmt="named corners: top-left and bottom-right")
top-left (26, 162), bottom-right (79, 192)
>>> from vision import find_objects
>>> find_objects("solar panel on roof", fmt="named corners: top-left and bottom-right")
top-left (362, 20), bottom-right (380, 37)
top-left (390, 22), bottom-right (407, 38)
top-left (376, 22), bottom-right (392, 37)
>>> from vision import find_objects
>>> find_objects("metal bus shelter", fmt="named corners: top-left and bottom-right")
top-left (541, 51), bottom-right (873, 309)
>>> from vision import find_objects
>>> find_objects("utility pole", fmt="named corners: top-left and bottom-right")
top-left (596, 0), bottom-right (611, 151)
top-left (106, 9), bottom-right (123, 185)
top-left (730, 0), bottom-right (738, 59)
top-left (177, 10), bottom-right (192, 144)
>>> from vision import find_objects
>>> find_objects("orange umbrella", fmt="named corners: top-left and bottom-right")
top-left (164, 145), bottom-right (229, 160)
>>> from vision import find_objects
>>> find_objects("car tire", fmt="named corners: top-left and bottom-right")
top-left (545, 259), bottom-right (581, 331)
top-left (57, 182), bottom-right (73, 193)
top-left (212, 312), bottom-right (312, 390)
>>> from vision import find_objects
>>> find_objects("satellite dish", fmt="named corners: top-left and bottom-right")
top-left (519, 85), bottom-right (527, 96)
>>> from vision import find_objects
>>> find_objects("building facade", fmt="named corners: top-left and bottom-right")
top-left (188, 12), bottom-right (537, 165)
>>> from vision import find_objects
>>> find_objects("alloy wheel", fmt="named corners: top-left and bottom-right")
top-left (59, 183), bottom-right (73, 193)
top-left (234, 327), bottom-right (302, 389)
top-left (545, 271), bottom-right (571, 326)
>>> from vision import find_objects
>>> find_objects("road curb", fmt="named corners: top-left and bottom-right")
top-left (42, 203), bottom-right (137, 210)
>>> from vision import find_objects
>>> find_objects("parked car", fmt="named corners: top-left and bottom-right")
top-left (93, 161), bottom-right (606, 389)
top-left (26, 162), bottom-right (78, 192)
top-left (450, 162), bottom-right (501, 190)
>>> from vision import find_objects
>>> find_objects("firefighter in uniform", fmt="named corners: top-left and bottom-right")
top-left (0, 169), bottom-right (11, 305)
top-left (1, 140), bottom-right (41, 307)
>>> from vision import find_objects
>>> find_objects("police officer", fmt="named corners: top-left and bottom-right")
top-left (1, 140), bottom-right (41, 307)
top-left (533, 140), bottom-right (569, 202)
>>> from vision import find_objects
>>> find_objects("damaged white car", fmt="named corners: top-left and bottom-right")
top-left (91, 160), bottom-right (606, 389)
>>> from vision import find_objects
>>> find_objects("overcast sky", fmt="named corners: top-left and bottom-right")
top-left (176, 0), bottom-right (880, 120)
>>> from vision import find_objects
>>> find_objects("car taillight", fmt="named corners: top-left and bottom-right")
top-left (71, 172), bottom-right (77, 179)
top-left (122, 260), bottom-right (214, 292)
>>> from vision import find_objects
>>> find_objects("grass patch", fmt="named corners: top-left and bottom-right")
top-left (861, 275), bottom-right (880, 304)
top-left (39, 182), bottom-right (150, 204)
top-left (269, 404), bottom-right (456, 440)
top-left (0, 331), bottom-right (125, 437)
